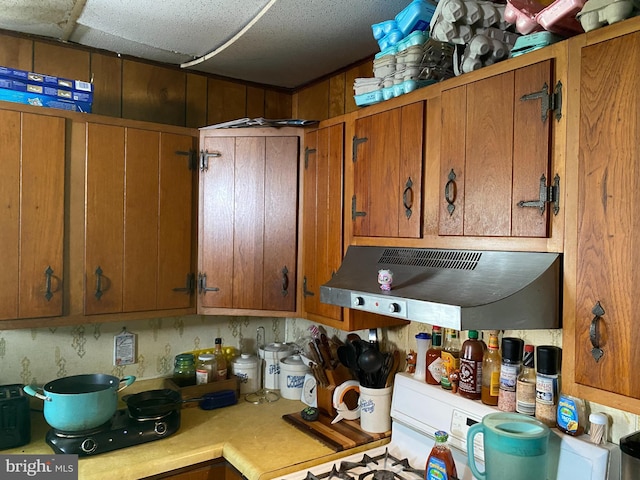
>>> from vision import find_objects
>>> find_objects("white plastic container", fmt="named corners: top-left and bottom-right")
top-left (279, 355), bottom-right (310, 400)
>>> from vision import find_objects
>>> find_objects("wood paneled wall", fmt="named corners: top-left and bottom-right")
top-left (0, 30), bottom-right (371, 127)
top-left (0, 31), bottom-right (293, 127)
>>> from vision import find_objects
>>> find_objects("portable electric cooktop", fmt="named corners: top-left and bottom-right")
top-left (46, 408), bottom-right (180, 456)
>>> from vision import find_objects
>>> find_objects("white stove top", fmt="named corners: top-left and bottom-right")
top-left (277, 373), bottom-right (620, 480)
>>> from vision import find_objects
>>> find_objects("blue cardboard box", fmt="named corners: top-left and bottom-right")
top-left (0, 87), bottom-right (92, 113)
top-left (0, 66), bottom-right (93, 94)
top-left (0, 77), bottom-right (93, 103)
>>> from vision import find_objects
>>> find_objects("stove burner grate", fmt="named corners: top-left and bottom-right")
top-left (302, 448), bottom-right (426, 480)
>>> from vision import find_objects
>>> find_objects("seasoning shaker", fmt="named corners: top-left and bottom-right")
top-left (497, 337), bottom-right (524, 412)
top-left (535, 345), bottom-right (561, 426)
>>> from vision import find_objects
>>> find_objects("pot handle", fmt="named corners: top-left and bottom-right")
top-left (23, 385), bottom-right (50, 402)
top-left (116, 375), bottom-right (136, 392)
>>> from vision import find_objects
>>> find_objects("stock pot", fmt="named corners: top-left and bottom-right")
top-left (23, 374), bottom-right (135, 431)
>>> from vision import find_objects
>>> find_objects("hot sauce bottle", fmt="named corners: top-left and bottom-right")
top-left (425, 430), bottom-right (458, 480)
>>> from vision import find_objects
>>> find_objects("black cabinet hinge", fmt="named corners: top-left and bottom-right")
top-left (199, 150), bottom-right (222, 171)
top-left (304, 147), bottom-right (317, 169)
top-left (352, 135), bottom-right (368, 162)
top-left (352, 195), bottom-right (367, 220)
top-left (303, 276), bottom-right (315, 298)
top-left (520, 81), bottom-right (562, 123)
top-left (175, 149), bottom-right (197, 171)
top-left (518, 173), bottom-right (560, 215)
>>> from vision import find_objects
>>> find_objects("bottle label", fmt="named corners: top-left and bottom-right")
top-left (499, 364), bottom-right (520, 393)
top-left (490, 370), bottom-right (500, 396)
top-left (217, 368), bottom-right (228, 381)
top-left (557, 395), bottom-right (579, 433)
top-left (426, 456), bottom-right (451, 480)
top-left (440, 352), bottom-right (459, 389)
top-left (196, 369), bottom-right (209, 385)
top-left (516, 381), bottom-right (536, 415)
top-left (428, 357), bottom-right (443, 383)
top-left (536, 375), bottom-right (558, 404)
top-left (459, 359), bottom-right (482, 394)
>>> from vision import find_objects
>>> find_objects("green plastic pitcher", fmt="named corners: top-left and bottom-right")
top-left (467, 412), bottom-right (550, 480)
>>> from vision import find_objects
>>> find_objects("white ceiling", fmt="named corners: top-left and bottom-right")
top-left (0, 0), bottom-right (413, 88)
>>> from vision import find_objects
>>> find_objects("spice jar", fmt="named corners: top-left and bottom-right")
top-left (196, 353), bottom-right (216, 385)
top-left (497, 337), bottom-right (523, 412)
top-left (173, 353), bottom-right (196, 387)
top-left (535, 345), bottom-right (561, 427)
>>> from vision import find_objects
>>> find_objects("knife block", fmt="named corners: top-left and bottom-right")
top-left (317, 364), bottom-right (355, 417)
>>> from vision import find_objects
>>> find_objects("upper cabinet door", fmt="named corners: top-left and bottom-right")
top-left (157, 133), bottom-right (196, 310)
top-left (86, 123), bottom-right (196, 315)
top-left (85, 123), bottom-right (126, 314)
top-left (0, 110), bottom-right (65, 320)
top-left (353, 102), bottom-right (424, 238)
top-left (198, 130), bottom-right (300, 314)
top-left (573, 31), bottom-right (640, 398)
top-left (303, 124), bottom-right (344, 323)
top-left (439, 61), bottom-right (555, 238)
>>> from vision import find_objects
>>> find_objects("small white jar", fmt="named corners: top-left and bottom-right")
top-left (230, 354), bottom-right (260, 394)
top-left (279, 355), bottom-right (310, 400)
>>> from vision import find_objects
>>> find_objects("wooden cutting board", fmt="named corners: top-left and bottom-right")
top-left (282, 410), bottom-right (390, 451)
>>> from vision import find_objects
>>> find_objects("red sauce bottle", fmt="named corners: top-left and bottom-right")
top-left (425, 431), bottom-right (458, 480)
top-left (458, 330), bottom-right (484, 400)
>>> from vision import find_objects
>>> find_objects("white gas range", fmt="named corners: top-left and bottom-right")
top-left (277, 373), bottom-right (620, 480)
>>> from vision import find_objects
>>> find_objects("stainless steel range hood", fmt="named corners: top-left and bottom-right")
top-left (320, 246), bottom-right (561, 331)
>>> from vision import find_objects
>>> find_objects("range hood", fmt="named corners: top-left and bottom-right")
top-left (320, 246), bottom-right (561, 331)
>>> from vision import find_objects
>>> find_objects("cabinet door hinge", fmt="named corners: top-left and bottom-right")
top-left (517, 173), bottom-right (560, 215)
top-left (304, 147), bottom-right (317, 169)
top-left (172, 273), bottom-right (196, 294)
top-left (352, 135), bottom-right (368, 162)
top-left (352, 195), bottom-right (367, 221)
top-left (199, 150), bottom-right (222, 171)
top-left (303, 276), bottom-right (315, 298)
top-left (520, 81), bottom-right (562, 123)
top-left (175, 149), bottom-right (197, 170)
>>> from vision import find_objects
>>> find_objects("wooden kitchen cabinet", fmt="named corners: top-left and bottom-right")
top-left (352, 101), bottom-right (424, 238)
top-left (85, 123), bottom-right (196, 315)
top-left (0, 108), bottom-right (65, 321)
top-left (198, 127), bottom-right (301, 316)
top-left (563, 22), bottom-right (640, 414)
top-left (142, 459), bottom-right (244, 480)
top-left (438, 60), bottom-right (558, 239)
top-left (302, 120), bottom-right (344, 323)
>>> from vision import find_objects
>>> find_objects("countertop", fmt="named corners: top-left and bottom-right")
top-left (6, 379), bottom-right (390, 480)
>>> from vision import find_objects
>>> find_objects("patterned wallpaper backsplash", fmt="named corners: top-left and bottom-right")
top-left (0, 315), bottom-right (637, 443)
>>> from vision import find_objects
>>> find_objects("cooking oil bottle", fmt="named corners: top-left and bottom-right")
top-left (440, 329), bottom-right (460, 390)
top-left (425, 430), bottom-right (458, 480)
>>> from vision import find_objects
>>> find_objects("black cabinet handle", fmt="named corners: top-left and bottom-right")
top-left (281, 266), bottom-right (289, 297)
top-left (444, 169), bottom-right (457, 216)
top-left (403, 177), bottom-right (413, 219)
top-left (44, 266), bottom-right (54, 301)
top-left (95, 266), bottom-right (104, 300)
top-left (590, 301), bottom-right (605, 362)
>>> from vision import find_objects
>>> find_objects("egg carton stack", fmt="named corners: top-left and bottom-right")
top-left (355, 0), bottom-right (449, 107)
top-left (429, 0), bottom-right (522, 75)
top-left (505, 0), bottom-right (638, 37)
top-left (355, 32), bottom-right (455, 106)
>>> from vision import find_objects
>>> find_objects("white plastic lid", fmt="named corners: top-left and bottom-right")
top-left (198, 354), bottom-right (215, 361)
top-left (589, 412), bottom-right (608, 425)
